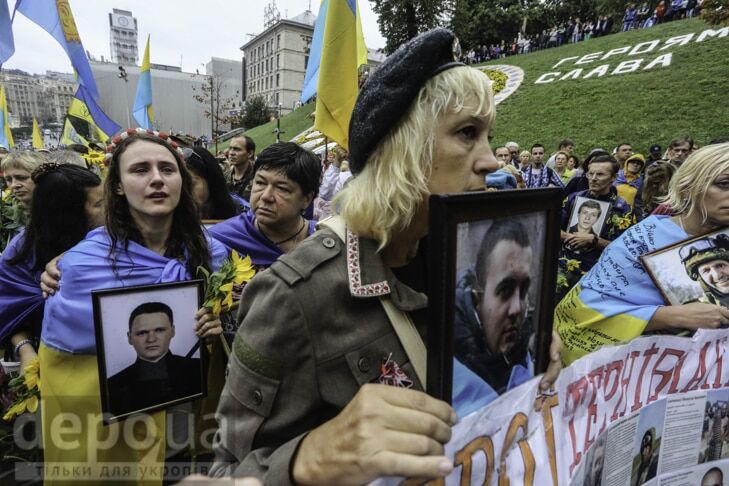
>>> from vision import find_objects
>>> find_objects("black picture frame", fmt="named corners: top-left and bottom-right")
top-left (427, 188), bottom-right (562, 404)
top-left (92, 280), bottom-right (207, 424)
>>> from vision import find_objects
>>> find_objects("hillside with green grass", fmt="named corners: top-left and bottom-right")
top-left (483, 18), bottom-right (729, 156)
top-left (215, 102), bottom-right (315, 153)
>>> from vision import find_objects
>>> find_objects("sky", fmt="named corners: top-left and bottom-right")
top-left (2, 0), bottom-right (386, 75)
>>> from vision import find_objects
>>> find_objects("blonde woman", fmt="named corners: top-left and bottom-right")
top-left (556, 142), bottom-right (729, 364)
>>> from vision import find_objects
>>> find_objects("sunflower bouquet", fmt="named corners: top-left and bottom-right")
top-left (2, 358), bottom-right (40, 422)
top-left (198, 250), bottom-right (256, 316)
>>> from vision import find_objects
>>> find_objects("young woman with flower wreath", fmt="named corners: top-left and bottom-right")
top-left (38, 130), bottom-right (229, 485)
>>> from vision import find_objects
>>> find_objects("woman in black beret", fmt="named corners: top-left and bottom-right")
top-left (212, 28), bottom-right (562, 485)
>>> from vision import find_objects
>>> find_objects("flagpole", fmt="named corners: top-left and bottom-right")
top-left (118, 66), bottom-right (131, 128)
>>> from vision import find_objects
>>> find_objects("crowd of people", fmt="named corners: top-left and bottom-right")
top-left (462, 0), bottom-right (704, 63)
top-left (0, 21), bottom-right (726, 485)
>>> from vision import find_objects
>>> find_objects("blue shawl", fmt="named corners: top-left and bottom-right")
top-left (42, 227), bottom-right (228, 355)
top-left (208, 211), bottom-right (317, 268)
top-left (0, 230), bottom-right (43, 345)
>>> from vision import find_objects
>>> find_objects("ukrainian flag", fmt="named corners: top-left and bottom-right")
top-left (308, 0), bottom-right (367, 149)
top-left (17, 0), bottom-right (99, 99)
top-left (32, 117), bottom-right (43, 149)
top-left (133, 35), bottom-right (154, 130)
top-left (67, 85), bottom-right (121, 144)
top-left (0, 84), bottom-right (13, 148)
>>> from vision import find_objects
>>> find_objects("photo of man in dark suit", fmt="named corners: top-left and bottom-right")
top-left (107, 302), bottom-right (202, 417)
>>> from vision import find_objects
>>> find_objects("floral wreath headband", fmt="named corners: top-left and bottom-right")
top-left (104, 128), bottom-right (185, 162)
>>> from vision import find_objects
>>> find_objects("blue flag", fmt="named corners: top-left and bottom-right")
top-left (17, 0), bottom-right (99, 99)
top-left (0, 0), bottom-right (14, 64)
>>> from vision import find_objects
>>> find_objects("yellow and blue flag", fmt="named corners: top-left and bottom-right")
top-left (60, 116), bottom-right (88, 146)
top-left (0, 84), bottom-right (13, 148)
top-left (67, 84), bottom-right (121, 144)
top-left (133, 34), bottom-right (154, 130)
top-left (17, 0), bottom-right (99, 99)
top-left (0, 0), bottom-right (14, 64)
top-left (555, 215), bottom-right (687, 364)
top-left (304, 0), bottom-right (367, 149)
top-left (31, 117), bottom-right (42, 149)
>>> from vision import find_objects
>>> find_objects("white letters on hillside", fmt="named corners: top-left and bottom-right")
top-left (538, 27), bottom-right (725, 84)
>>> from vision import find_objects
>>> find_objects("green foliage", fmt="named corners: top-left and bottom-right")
top-left (481, 18), bottom-right (729, 156)
top-left (242, 96), bottom-right (271, 130)
top-left (369, 0), bottom-right (445, 53)
top-left (701, 0), bottom-right (729, 26)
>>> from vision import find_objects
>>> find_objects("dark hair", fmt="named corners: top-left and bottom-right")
top-left (578, 199), bottom-right (603, 216)
top-left (493, 145), bottom-right (508, 153)
top-left (129, 301), bottom-right (173, 330)
top-left (253, 142), bottom-right (322, 198)
top-left (568, 154), bottom-right (581, 168)
top-left (233, 135), bottom-right (256, 156)
top-left (559, 138), bottom-right (574, 149)
top-left (104, 133), bottom-right (211, 275)
top-left (475, 219), bottom-right (530, 287)
top-left (617, 142), bottom-right (632, 151)
top-left (588, 154), bottom-right (619, 176)
top-left (669, 136), bottom-right (693, 149)
top-left (530, 143), bottom-right (545, 152)
top-left (9, 164), bottom-right (101, 271)
top-left (185, 147), bottom-right (239, 219)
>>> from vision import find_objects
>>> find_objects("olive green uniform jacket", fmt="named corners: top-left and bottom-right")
top-left (210, 226), bottom-right (426, 483)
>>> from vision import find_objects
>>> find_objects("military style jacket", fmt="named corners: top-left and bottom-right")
top-left (210, 226), bottom-right (426, 483)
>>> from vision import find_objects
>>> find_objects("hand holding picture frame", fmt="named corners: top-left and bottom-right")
top-left (92, 280), bottom-right (207, 423)
top-left (427, 188), bottom-right (562, 412)
top-left (642, 226), bottom-right (729, 308)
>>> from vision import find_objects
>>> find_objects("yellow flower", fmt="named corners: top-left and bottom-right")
top-left (212, 298), bottom-right (222, 316)
top-left (231, 251), bottom-right (256, 285)
top-left (220, 282), bottom-right (235, 310)
top-left (25, 394), bottom-right (39, 413)
top-left (1, 188), bottom-right (11, 202)
top-left (24, 357), bottom-right (41, 392)
top-left (566, 259), bottom-right (581, 272)
top-left (3, 400), bottom-right (27, 421)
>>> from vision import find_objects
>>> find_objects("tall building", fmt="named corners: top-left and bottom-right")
top-left (109, 9), bottom-right (138, 65)
top-left (1, 69), bottom-right (75, 127)
top-left (240, 10), bottom-right (316, 115)
top-left (240, 9), bottom-right (384, 116)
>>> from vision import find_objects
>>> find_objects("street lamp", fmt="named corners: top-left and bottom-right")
top-left (117, 66), bottom-right (131, 128)
top-left (274, 102), bottom-right (284, 143)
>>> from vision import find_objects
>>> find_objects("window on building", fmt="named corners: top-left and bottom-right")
top-left (276, 74), bottom-right (279, 87)
top-left (277, 34), bottom-right (280, 49)
top-left (277, 54), bottom-right (280, 68)
top-left (305, 55), bottom-right (309, 69)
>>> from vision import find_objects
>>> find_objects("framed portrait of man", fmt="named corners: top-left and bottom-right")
top-left (567, 196), bottom-right (611, 240)
top-left (642, 227), bottom-right (729, 308)
top-left (427, 188), bottom-right (562, 412)
top-left (92, 280), bottom-right (206, 423)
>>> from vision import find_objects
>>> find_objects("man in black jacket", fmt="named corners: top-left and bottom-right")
top-left (107, 302), bottom-right (201, 417)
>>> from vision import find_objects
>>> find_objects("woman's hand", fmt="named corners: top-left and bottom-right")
top-left (194, 307), bottom-right (223, 339)
top-left (40, 254), bottom-right (63, 298)
top-left (648, 302), bottom-right (729, 332)
top-left (563, 232), bottom-right (595, 250)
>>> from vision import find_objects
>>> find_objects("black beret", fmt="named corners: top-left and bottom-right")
top-left (348, 28), bottom-right (464, 174)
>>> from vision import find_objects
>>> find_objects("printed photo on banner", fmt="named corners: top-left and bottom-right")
top-left (580, 432), bottom-right (607, 486)
top-left (693, 463), bottom-right (729, 486)
top-left (642, 227), bottom-right (729, 308)
top-left (92, 280), bottom-right (206, 423)
top-left (426, 188), bottom-right (562, 413)
top-left (630, 399), bottom-right (666, 486)
top-left (700, 389), bottom-right (729, 464)
top-left (567, 196), bottom-right (611, 241)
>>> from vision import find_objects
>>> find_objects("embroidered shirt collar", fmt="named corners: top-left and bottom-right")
top-left (345, 229), bottom-right (427, 311)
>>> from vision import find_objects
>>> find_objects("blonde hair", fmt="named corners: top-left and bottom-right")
top-left (664, 142), bottom-right (729, 219)
top-left (336, 67), bottom-right (495, 248)
top-left (1, 151), bottom-right (47, 173)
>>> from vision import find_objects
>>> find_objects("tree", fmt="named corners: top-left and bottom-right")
top-left (192, 75), bottom-right (241, 138)
top-left (451, 0), bottom-right (527, 50)
top-left (242, 96), bottom-right (271, 130)
top-left (369, 0), bottom-right (446, 54)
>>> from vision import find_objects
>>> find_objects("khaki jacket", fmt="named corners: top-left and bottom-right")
top-left (210, 227), bottom-right (426, 483)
